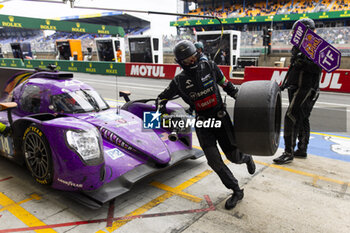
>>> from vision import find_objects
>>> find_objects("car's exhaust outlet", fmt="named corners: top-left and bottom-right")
top-left (168, 131), bottom-right (178, 142)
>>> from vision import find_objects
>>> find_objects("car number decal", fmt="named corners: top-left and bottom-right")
top-left (0, 136), bottom-right (14, 157)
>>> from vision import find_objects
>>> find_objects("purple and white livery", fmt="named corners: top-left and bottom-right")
top-left (0, 68), bottom-right (203, 208)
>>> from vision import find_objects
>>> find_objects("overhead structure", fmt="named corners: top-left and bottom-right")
top-left (0, 14), bottom-right (125, 36)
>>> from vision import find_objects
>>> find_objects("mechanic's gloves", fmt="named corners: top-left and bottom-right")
top-left (223, 82), bottom-right (239, 99)
top-left (159, 103), bottom-right (167, 115)
top-left (156, 98), bottom-right (168, 114)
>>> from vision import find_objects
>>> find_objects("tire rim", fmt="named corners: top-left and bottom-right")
top-left (24, 133), bottom-right (49, 179)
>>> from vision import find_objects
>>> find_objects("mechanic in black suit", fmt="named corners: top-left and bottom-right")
top-left (157, 40), bottom-right (256, 210)
top-left (273, 18), bottom-right (322, 165)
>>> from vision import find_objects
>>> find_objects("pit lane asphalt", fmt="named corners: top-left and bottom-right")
top-left (0, 73), bottom-right (349, 233)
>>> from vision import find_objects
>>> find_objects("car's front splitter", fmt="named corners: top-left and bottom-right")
top-left (63, 148), bottom-right (204, 209)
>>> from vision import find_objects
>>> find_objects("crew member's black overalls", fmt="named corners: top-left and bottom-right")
top-left (158, 60), bottom-right (250, 191)
top-left (283, 46), bottom-right (322, 154)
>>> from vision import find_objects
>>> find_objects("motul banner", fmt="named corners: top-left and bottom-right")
top-left (244, 67), bottom-right (350, 93)
top-left (125, 63), bottom-right (180, 80)
top-left (124, 63), bottom-right (243, 84)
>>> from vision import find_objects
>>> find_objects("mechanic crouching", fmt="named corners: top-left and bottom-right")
top-left (273, 18), bottom-right (322, 165)
top-left (156, 40), bottom-right (256, 210)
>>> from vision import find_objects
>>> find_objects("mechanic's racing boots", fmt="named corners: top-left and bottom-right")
top-left (294, 149), bottom-right (307, 158)
top-left (246, 155), bottom-right (256, 175)
top-left (273, 152), bottom-right (294, 164)
top-left (225, 189), bottom-right (244, 210)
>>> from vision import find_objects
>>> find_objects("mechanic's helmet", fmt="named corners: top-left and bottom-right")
top-left (194, 42), bottom-right (204, 51)
top-left (174, 40), bottom-right (198, 71)
top-left (292, 18), bottom-right (316, 31)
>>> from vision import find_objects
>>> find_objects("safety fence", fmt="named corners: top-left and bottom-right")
top-left (1, 58), bottom-right (349, 93)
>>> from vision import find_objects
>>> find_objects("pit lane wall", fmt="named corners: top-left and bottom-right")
top-left (244, 67), bottom-right (350, 93)
top-left (0, 58), bottom-right (240, 83)
top-left (1, 59), bottom-right (349, 93)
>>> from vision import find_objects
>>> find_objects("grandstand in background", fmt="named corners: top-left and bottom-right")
top-left (181, 0), bottom-right (350, 21)
top-left (174, 0), bottom-right (350, 56)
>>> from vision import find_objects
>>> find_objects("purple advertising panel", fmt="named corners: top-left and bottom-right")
top-left (291, 21), bottom-right (341, 73)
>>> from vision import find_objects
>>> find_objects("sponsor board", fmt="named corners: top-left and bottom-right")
top-left (291, 21), bottom-right (341, 73)
top-left (124, 63), bottom-right (237, 83)
top-left (244, 67), bottom-right (350, 93)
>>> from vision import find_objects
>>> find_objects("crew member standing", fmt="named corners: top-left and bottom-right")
top-left (116, 46), bottom-right (122, 62)
top-left (157, 40), bottom-right (256, 209)
top-left (274, 18), bottom-right (322, 164)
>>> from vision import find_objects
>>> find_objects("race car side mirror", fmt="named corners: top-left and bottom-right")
top-left (0, 102), bottom-right (17, 111)
top-left (0, 102), bottom-right (17, 126)
top-left (119, 91), bottom-right (131, 102)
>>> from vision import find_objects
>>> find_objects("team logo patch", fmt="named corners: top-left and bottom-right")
top-left (195, 94), bottom-right (218, 111)
top-left (185, 79), bottom-right (194, 89)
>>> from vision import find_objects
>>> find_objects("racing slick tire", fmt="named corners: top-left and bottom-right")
top-left (234, 81), bottom-right (281, 156)
top-left (23, 124), bottom-right (54, 185)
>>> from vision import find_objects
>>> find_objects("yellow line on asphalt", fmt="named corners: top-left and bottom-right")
top-left (255, 160), bottom-right (350, 187)
top-left (97, 141), bottom-right (349, 232)
top-left (0, 193), bottom-right (42, 212)
top-left (194, 145), bottom-right (350, 187)
top-left (0, 193), bottom-right (57, 233)
top-left (150, 181), bottom-right (202, 203)
top-left (97, 169), bottom-right (213, 233)
top-left (310, 131), bottom-right (350, 140)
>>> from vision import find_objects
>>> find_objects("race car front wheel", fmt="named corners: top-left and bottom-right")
top-left (23, 124), bottom-right (53, 185)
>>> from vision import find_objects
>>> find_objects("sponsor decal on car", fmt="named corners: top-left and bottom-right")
top-left (57, 178), bottom-right (83, 188)
top-left (0, 135), bottom-right (14, 157)
top-left (100, 127), bottom-right (139, 153)
top-left (36, 179), bottom-right (48, 185)
top-left (23, 126), bottom-right (42, 139)
top-left (106, 148), bottom-right (124, 160)
top-left (159, 132), bottom-right (169, 141)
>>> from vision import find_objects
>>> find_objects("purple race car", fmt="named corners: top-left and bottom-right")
top-left (0, 67), bottom-right (204, 208)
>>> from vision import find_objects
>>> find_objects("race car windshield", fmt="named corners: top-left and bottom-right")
top-left (51, 90), bottom-right (109, 113)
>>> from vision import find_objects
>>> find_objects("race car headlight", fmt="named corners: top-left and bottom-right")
top-left (66, 128), bottom-right (101, 161)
